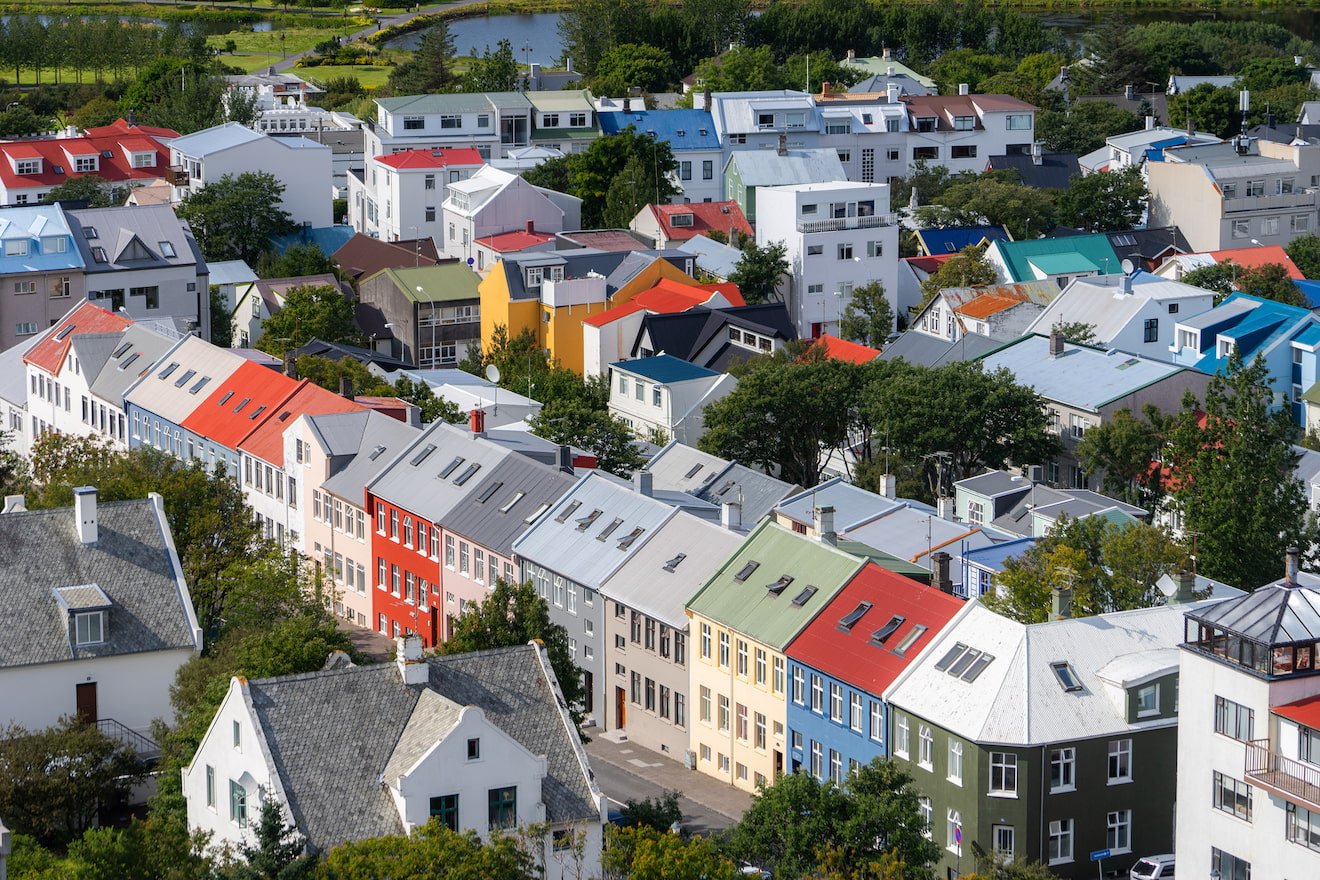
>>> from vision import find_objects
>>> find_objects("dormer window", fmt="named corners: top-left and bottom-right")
top-left (43, 236), bottom-right (67, 254)
top-left (159, 241), bottom-right (176, 258)
top-left (75, 156), bottom-right (98, 173)
top-left (132, 151), bottom-right (155, 168)
top-left (1218, 337), bottom-right (1236, 359)
top-left (74, 611), bottom-right (105, 645)
top-left (4, 239), bottom-right (29, 257)
top-left (952, 115), bottom-right (976, 130)
top-left (15, 158), bottom-right (40, 175)
top-left (670, 213), bottom-right (694, 227)
top-left (54, 584), bottom-right (112, 647)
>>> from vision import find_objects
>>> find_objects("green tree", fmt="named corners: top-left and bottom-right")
top-left (935, 178), bottom-right (1055, 241)
top-left (838, 281), bottom-right (894, 347)
top-left (1076, 405), bottom-right (1167, 509)
top-left (42, 174), bottom-right (119, 208)
top-left (387, 22), bottom-right (457, 95)
top-left (1055, 167), bottom-right (1148, 232)
top-left (440, 579), bottom-right (586, 729)
top-left (1164, 354), bottom-right (1315, 590)
top-left (256, 242), bottom-right (336, 280)
top-left (0, 104), bottom-right (52, 137)
top-left (592, 43), bottom-right (675, 95)
top-left (0, 718), bottom-right (144, 846)
top-left (616, 791), bottom-right (682, 833)
top-left (683, 0), bottom-right (751, 56)
top-left (729, 240), bottom-right (788, 305)
top-left (324, 819), bottom-right (536, 880)
top-left (603, 826), bottom-right (740, 880)
top-left (256, 284), bottom-right (358, 353)
top-left (1053, 321), bottom-right (1098, 345)
top-left (603, 153), bottom-right (669, 229)
top-left (1179, 260), bottom-right (1238, 301)
top-left (927, 48), bottom-right (1014, 94)
top-left (1036, 101), bottom-right (1141, 156)
top-left (918, 244), bottom-right (997, 307)
top-left (1238, 262), bottom-right (1309, 308)
top-left (232, 799), bottom-right (319, 880)
top-left (177, 171), bottom-right (295, 264)
top-left (571, 127), bottom-right (682, 229)
top-left (556, 0), bottom-right (651, 76)
top-left (1167, 83), bottom-right (1240, 139)
top-left (64, 813), bottom-right (215, 880)
top-left (463, 38), bottom-right (520, 93)
top-left (209, 287), bottom-right (234, 349)
top-left (1286, 233), bottom-right (1320, 280)
top-left (528, 398), bottom-right (645, 478)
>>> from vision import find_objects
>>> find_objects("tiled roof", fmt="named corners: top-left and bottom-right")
top-left (24, 301), bottom-right (132, 375)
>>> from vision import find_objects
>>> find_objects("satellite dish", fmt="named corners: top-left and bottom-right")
top-left (486, 364), bottom-right (501, 383)
top-left (1120, 258), bottom-right (1135, 274)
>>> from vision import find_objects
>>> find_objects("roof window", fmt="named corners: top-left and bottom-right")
top-left (54, 324), bottom-right (76, 341)
top-left (173, 369), bottom-right (196, 388)
top-left (791, 585), bottom-right (819, 607)
top-left (616, 527), bottom-right (645, 550)
top-left (576, 508), bottom-right (603, 531)
top-left (733, 560), bottom-right (760, 582)
top-left (838, 602), bottom-right (873, 630)
top-left (188, 376), bottom-right (211, 395)
top-left (247, 405), bottom-right (267, 420)
top-left (523, 502), bottom-right (549, 523)
top-left (556, 500), bottom-right (582, 523)
top-left (869, 614), bottom-right (906, 643)
top-left (893, 624), bottom-right (928, 655)
top-left (1051, 661), bottom-right (1083, 692)
top-left (233, 397), bottom-right (250, 413)
top-left (157, 362), bottom-right (179, 380)
top-left (453, 463), bottom-right (481, 485)
top-left (477, 481), bottom-right (504, 503)
top-left (439, 456), bottom-right (465, 478)
top-left (118, 353), bottom-right (140, 370)
top-left (112, 342), bottom-right (133, 358)
top-left (684, 464), bottom-right (703, 480)
top-left (663, 553), bottom-right (687, 572)
top-left (410, 444), bottom-right (437, 466)
top-left (501, 491), bottom-right (528, 513)
top-left (218, 391), bottom-right (234, 406)
top-left (368, 444), bottom-right (387, 461)
top-left (597, 517), bottom-right (624, 541)
top-left (767, 575), bottom-right (794, 596)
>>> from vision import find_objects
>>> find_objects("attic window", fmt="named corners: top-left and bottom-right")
top-left (477, 482), bottom-right (504, 503)
top-left (893, 624), bottom-right (928, 655)
top-left (277, 411), bottom-right (291, 421)
top-left (934, 642), bottom-right (969, 671)
top-left (616, 527), bottom-right (645, 550)
top-left (671, 213), bottom-right (694, 227)
top-left (453, 463), bottom-right (481, 485)
top-left (1051, 661), bottom-right (1083, 692)
top-left (54, 324), bottom-right (75, 341)
top-left (83, 226), bottom-right (97, 239)
top-left (596, 517), bottom-right (624, 541)
top-left (173, 369), bottom-right (196, 388)
top-left (733, 560), bottom-right (760, 582)
top-left (219, 391), bottom-right (234, 406)
top-left (699, 128), bottom-right (708, 136)
top-left (501, 491), bottom-right (528, 513)
top-left (576, 508), bottom-right (603, 531)
top-left (118, 353), bottom-right (140, 370)
top-left (715, 481), bottom-right (736, 497)
top-left (101, 149), bottom-right (113, 159)
top-left (961, 651), bottom-right (995, 682)
top-left (663, 553), bottom-right (687, 572)
top-left (74, 611), bottom-right (106, 646)
top-left (159, 241), bottom-right (176, 257)
top-left (368, 445), bottom-right (387, 460)
top-left (113, 342), bottom-right (133, 358)
top-left (838, 601), bottom-right (873, 630)
top-left (870, 614), bottom-right (906, 644)
top-left (247, 405), bottom-right (267, 420)
top-left (684, 464), bottom-right (703, 480)
top-left (676, 129), bottom-right (686, 137)
top-left (556, 500), bottom-right (582, 523)
top-left (189, 376), bottom-right (211, 394)
top-left (791, 585), bottom-right (819, 607)
top-left (91, 247), bottom-right (107, 263)
top-left (766, 575), bottom-right (795, 596)
top-left (523, 503), bottom-right (549, 523)
top-left (410, 444), bottom-right (437, 466)
top-left (158, 362), bottom-right (179, 380)
top-left (233, 397), bottom-right (250, 413)
top-left (439, 456), bottom-right (465, 478)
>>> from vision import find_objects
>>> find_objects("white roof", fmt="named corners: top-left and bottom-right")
top-left (1026, 275), bottom-right (1215, 342)
top-left (121, 335), bottom-right (247, 424)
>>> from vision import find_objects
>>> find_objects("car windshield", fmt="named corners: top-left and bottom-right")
top-left (1131, 861), bottom-right (1159, 878)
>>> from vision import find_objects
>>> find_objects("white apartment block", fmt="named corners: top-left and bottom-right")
top-left (347, 148), bottom-right (485, 244)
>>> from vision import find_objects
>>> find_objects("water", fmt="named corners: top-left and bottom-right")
top-left (386, 12), bottom-right (564, 64)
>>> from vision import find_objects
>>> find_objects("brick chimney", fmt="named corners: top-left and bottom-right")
top-left (526, 219), bottom-right (535, 235)
top-left (931, 551), bottom-right (953, 594)
top-left (1049, 332), bottom-right (1065, 358)
top-left (395, 634), bottom-right (429, 686)
top-left (777, 133), bottom-right (788, 156)
top-left (73, 486), bottom-right (97, 545)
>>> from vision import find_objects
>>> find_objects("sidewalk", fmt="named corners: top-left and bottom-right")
top-left (584, 729), bottom-right (754, 823)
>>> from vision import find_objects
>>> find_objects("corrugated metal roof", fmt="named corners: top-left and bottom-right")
top-left (127, 335), bottom-right (249, 427)
top-left (727, 149), bottom-right (846, 187)
top-left (317, 411), bottom-right (421, 505)
top-left (441, 452), bottom-right (577, 557)
top-left (366, 421), bottom-right (514, 524)
top-left (646, 441), bottom-right (798, 523)
top-left (87, 324), bottom-right (177, 404)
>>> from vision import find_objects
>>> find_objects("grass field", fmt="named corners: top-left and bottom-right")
top-left (224, 52), bottom-right (284, 71)
top-left (295, 63), bottom-right (392, 87)
top-left (207, 25), bottom-right (361, 55)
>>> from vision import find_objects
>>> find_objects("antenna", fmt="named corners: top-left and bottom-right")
top-left (1239, 88), bottom-right (1250, 136)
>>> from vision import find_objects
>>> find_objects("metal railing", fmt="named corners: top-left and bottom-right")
top-left (797, 213), bottom-right (898, 233)
top-left (1245, 738), bottom-right (1320, 809)
top-left (96, 718), bottom-right (161, 761)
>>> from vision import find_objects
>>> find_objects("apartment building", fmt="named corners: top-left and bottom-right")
top-left (347, 147), bottom-right (484, 244)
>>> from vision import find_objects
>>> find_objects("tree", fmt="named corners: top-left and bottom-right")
top-left (1053, 321), bottom-right (1097, 345)
top-left (1036, 101), bottom-right (1141, 156)
top-left (592, 43), bottom-right (675, 95)
top-left (1238, 262), bottom-right (1309, 308)
top-left (42, 174), bottom-right (119, 208)
top-left (838, 281), bottom-right (895, 347)
top-left (602, 827), bottom-right (740, 880)
top-left (683, 0), bottom-right (751, 56)
top-left (1167, 83), bottom-right (1240, 139)
top-left (256, 242), bottom-right (335, 280)
top-left (388, 22), bottom-right (457, 94)
top-left (464, 38), bottom-right (520, 93)
top-left (616, 791), bottom-right (682, 832)
top-left (934, 178), bottom-right (1056, 241)
top-left (528, 399), bottom-right (645, 478)
top-left (1055, 167), bottom-right (1148, 232)
top-left (0, 105), bottom-right (52, 137)
top-left (603, 153), bottom-right (669, 229)
top-left (231, 799), bottom-right (319, 880)
top-left (1076, 405), bottom-right (1167, 509)
top-left (729, 240), bottom-right (788, 305)
top-left (176, 171), bottom-right (295, 264)
top-left (726, 759), bottom-right (940, 880)
top-left (1286, 233), bottom-right (1320, 280)
top-left (0, 718), bottom-right (144, 846)
top-left (918, 244), bottom-right (997, 307)
top-left (256, 284), bottom-right (358, 353)
top-left (209, 287), bottom-right (234, 349)
top-left (1179, 260), bottom-right (1238, 301)
top-left (556, 0), bottom-right (651, 76)
top-left (1164, 354), bottom-right (1315, 590)
top-left (63, 814), bottom-right (215, 880)
top-left (570, 126), bottom-right (682, 229)
top-left (323, 818), bottom-right (537, 880)
top-left (439, 579), bottom-right (586, 728)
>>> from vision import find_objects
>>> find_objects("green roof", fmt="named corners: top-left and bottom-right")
top-left (1303, 380), bottom-right (1320, 405)
top-left (525, 90), bottom-right (595, 112)
top-left (368, 264), bottom-right (480, 303)
top-left (834, 538), bottom-right (932, 583)
top-left (686, 519), bottom-right (865, 651)
top-left (993, 234), bottom-right (1121, 282)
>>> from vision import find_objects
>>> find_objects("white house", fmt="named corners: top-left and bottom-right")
top-left (168, 123), bottom-right (333, 228)
top-left (608, 354), bottom-right (737, 446)
top-left (440, 166), bottom-right (581, 265)
top-left (223, 70), bottom-right (350, 135)
top-left (755, 180), bottom-right (900, 339)
top-left (181, 637), bottom-right (605, 876)
top-left (347, 148), bottom-right (485, 245)
top-left (367, 92), bottom-right (534, 161)
top-left (0, 489), bottom-right (203, 741)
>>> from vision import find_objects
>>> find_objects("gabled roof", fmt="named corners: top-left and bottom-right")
top-left (68, 204), bottom-right (202, 274)
top-left (0, 205), bottom-right (84, 273)
top-left (0, 131), bottom-right (170, 189)
top-left (786, 563), bottom-right (965, 694)
top-left (582, 278), bottom-right (743, 328)
top-left (87, 323), bottom-right (179, 403)
top-left (179, 359), bottom-right (300, 451)
top-left (1181, 293), bottom-right (1315, 373)
top-left (439, 452), bottom-right (577, 558)
top-left (991, 234), bottom-right (1123, 282)
top-left (877, 330), bottom-right (1000, 367)
top-left (495, 248), bottom-right (691, 302)
top-left (332, 233), bottom-right (441, 282)
top-left (169, 121), bottom-right (283, 157)
top-left (367, 421), bottom-right (514, 524)
top-left (374, 148), bottom-right (485, 170)
top-left (808, 334), bottom-right (882, 362)
top-left (24, 301), bottom-right (132, 375)
top-left (639, 201), bottom-right (753, 243)
top-left (83, 117), bottom-right (180, 140)
top-left (1026, 274), bottom-right (1214, 343)
top-left (775, 476), bottom-right (922, 532)
top-left (474, 227), bottom-right (556, 253)
top-left (635, 303), bottom-right (797, 367)
top-left (237, 380), bottom-right (363, 467)
top-left (612, 353), bottom-right (720, 384)
top-left (985, 151), bottom-right (1080, 189)
top-left (645, 441), bottom-right (798, 523)
top-left (686, 517), bottom-right (865, 651)
top-left (0, 497), bottom-right (200, 669)
top-left (365, 263), bottom-right (481, 304)
top-left (915, 226), bottom-right (1010, 255)
top-left (1048, 225), bottom-right (1191, 264)
top-left (725, 149), bottom-right (846, 187)
top-left (599, 109), bottom-right (721, 151)
top-left (290, 337), bottom-right (414, 372)
top-left (316, 410), bottom-right (422, 504)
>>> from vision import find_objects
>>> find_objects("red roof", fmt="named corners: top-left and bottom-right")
top-left (181, 360), bottom-right (301, 453)
top-left (1205, 246), bottom-right (1305, 280)
top-left (23, 301), bottom-right (132, 375)
top-left (83, 118), bottom-right (181, 140)
top-left (785, 563), bottom-right (964, 694)
top-left (0, 131), bottom-right (171, 190)
top-left (809, 334), bottom-right (882, 363)
top-left (903, 254), bottom-right (953, 275)
top-left (474, 228), bottom-right (556, 253)
top-left (238, 380), bottom-right (363, 466)
top-left (581, 277), bottom-right (744, 327)
top-left (955, 293), bottom-right (1024, 319)
top-left (376, 148), bottom-right (485, 170)
top-left (1273, 694), bottom-right (1320, 730)
top-left (648, 201), bottom-right (753, 242)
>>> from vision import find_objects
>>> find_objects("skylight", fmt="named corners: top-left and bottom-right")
top-left (453, 463), bottom-right (481, 485)
top-left (791, 585), bottom-right (818, 607)
top-left (368, 444), bottom-right (387, 460)
top-left (934, 643), bottom-right (969, 672)
top-left (233, 397), bottom-right (250, 413)
top-left (112, 342), bottom-right (133, 358)
top-left (173, 369), bottom-right (196, 388)
top-left (219, 391), bottom-right (234, 406)
top-left (1051, 661), bottom-right (1083, 692)
top-left (439, 456), bottom-right (465, 478)
top-left (523, 502), bottom-right (549, 524)
top-left (870, 614), bottom-right (906, 643)
top-left (616, 527), bottom-right (645, 550)
top-left (947, 648), bottom-right (982, 678)
top-left (766, 575), bottom-right (794, 596)
top-left (119, 353), bottom-right (140, 370)
top-left (935, 643), bottom-right (997, 682)
top-left (596, 517), bottom-right (624, 541)
top-left (82, 226), bottom-right (98, 239)
top-left (961, 652), bottom-right (995, 682)
top-left (477, 481), bottom-right (504, 503)
top-left (715, 481), bottom-right (737, 497)
top-left (838, 601), bottom-right (873, 630)
top-left (501, 491), bottom-right (527, 513)
top-left (158, 362), bottom-right (179, 380)
top-left (247, 405), bottom-right (267, 420)
top-left (663, 553), bottom-right (687, 572)
top-left (410, 444), bottom-right (437, 467)
top-left (555, 500), bottom-right (582, 523)
top-left (733, 560), bottom-right (760, 582)
top-left (576, 509), bottom-right (602, 531)
top-left (893, 624), bottom-right (928, 655)
top-left (189, 376), bottom-right (210, 395)
top-left (685, 464), bottom-right (703, 479)
top-left (54, 324), bottom-right (75, 341)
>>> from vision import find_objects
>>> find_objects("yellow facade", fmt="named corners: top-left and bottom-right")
top-left (686, 611), bottom-right (789, 793)
top-left (478, 257), bottom-right (700, 375)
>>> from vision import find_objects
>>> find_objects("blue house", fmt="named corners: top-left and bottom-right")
top-left (784, 561), bottom-right (965, 780)
top-left (0, 204), bottom-right (86, 350)
top-left (914, 225), bottom-right (1010, 257)
top-left (960, 537), bottom-right (1037, 599)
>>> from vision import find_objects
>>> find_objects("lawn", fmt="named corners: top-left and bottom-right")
top-left (208, 25), bottom-right (362, 56)
top-left (223, 53), bottom-right (284, 72)
top-left (295, 63), bottom-right (393, 88)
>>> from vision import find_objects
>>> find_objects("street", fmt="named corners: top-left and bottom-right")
top-left (589, 755), bottom-right (736, 837)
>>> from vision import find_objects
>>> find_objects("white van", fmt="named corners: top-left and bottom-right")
top-left (1130, 854), bottom-right (1175, 879)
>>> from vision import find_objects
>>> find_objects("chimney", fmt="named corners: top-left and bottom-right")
top-left (815, 505), bottom-right (836, 545)
top-left (395, 634), bottom-right (429, 686)
top-left (634, 469), bottom-right (653, 496)
top-left (1296, 55), bottom-right (1305, 66)
top-left (703, 87), bottom-right (712, 113)
top-left (887, 65), bottom-right (895, 76)
top-left (887, 83), bottom-right (900, 104)
top-left (284, 353), bottom-right (299, 379)
top-left (879, 473), bottom-right (897, 499)
top-left (469, 408), bottom-right (486, 436)
top-left (958, 83), bottom-right (969, 96)
top-left (721, 500), bottom-right (742, 531)
top-left (2, 494), bottom-right (25, 513)
top-left (526, 219), bottom-right (535, 234)
top-left (1031, 141), bottom-right (1042, 165)
top-left (1286, 546), bottom-right (1301, 586)
top-left (937, 496), bottom-right (955, 520)
top-left (268, 66), bottom-right (275, 76)
top-left (931, 551), bottom-right (953, 594)
top-left (73, 486), bottom-right (97, 545)
top-left (847, 49), bottom-right (856, 63)
top-left (1145, 115), bottom-right (1155, 131)
top-left (1187, 117), bottom-right (1196, 137)
top-left (1050, 584), bottom-right (1072, 620)
top-left (128, 110), bottom-right (137, 127)
top-left (820, 81), bottom-right (830, 98)
top-left (1169, 570), bottom-right (1198, 605)
top-left (1125, 84), bottom-right (1135, 100)
top-left (339, 375), bottom-right (354, 401)
top-left (1121, 273), bottom-right (1134, 295)
top-left (1026, 464), bottom-right (1044, 484)
top-left (566, 57), bottom-right (573, 73)
top-left (557, 444), bottom-right (574, 475)
top-left (1049, 332), bottom-right (1065, 358)
top-left (882, 48), bottom-right (892, 61)
top-left (777, 133), bottom-right (788, 156)
top-left (623, 96), bottom-right (631, 113)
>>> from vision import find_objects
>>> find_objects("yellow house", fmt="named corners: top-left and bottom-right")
top-left (685, 516), bottom-right (865, 792)
top-left (479, 250), bottom-right (700, 374)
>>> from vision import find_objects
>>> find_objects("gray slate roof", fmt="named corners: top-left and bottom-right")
top-left (245, 643), bottom-right (599, 853)
top-left (0, 498), bottom-right (200, 669)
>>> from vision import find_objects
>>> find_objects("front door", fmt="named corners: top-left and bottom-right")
top-left (76, 682), bottom-right (97, 724)
top-left (616, 687), bottom-right (626, 728)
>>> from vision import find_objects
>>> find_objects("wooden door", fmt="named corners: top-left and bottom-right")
top-left (616, 686), bottom-right (626, 728)
top-left (76, 682), bottom-right (98, 724)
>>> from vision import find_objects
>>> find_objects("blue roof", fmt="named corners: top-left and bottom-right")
top-left (598, 109), bottom-right (721, 151)
top-left (270, 225), bottom-right (356, 257)
top-left (0, 205), bottom-right (84, 273)
top-left (1295, 280), bottom-right (1320, 309)
top-left (1192, 294), bottom-right (1315, 373)
top-left (612, 354), bottom-right (720, 383)
top-left (963, 537), bottom-right (1037, 573)
top-left (915, 226), bottom-right (1011, 255)
top-left (1294, 321), bottom-right (1320, 347)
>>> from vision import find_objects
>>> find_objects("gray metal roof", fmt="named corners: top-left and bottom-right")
top-left (775, 476), bottom-right (919, 531)
top-left (69, 332), bottom-right (121, 384)
top-left (954, 469), bottom-right (1035, 500)
top-left (645, 441), bottom-right (798, 522)
top-left (0, 498), bottom-right (200, 670)
top-left (842, 507), bottom-right (1002, 578)
top-left (877, 331), bottom-right (1000, 367)
top-left (727, 149), bottom-right (846, 187)
top-left (1190, 583), bottom-right (1320, 645)
top-left (122, 335), bottom-right (247, 425)
top-left (316, 410), bottom-right (422, 503)
top-left (88, 324), bottom-right (178, 405)
top-left (244, 643), bottom-right (598, 853)
top-left (365, 421), bottom-right (513, 523)
top-left (440, 452), bottom-right (577, 557)
top-left (68, 204), bottom-right (203, 274)
top-left (1027, 276), bottom-right (1214, 343)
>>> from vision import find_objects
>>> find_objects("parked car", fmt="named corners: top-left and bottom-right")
top-left (1130, 853), bottom-right (1175, 879)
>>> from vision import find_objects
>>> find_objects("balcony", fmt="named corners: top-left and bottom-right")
top-left (797, 213), bottom-right (898, 234)
top-left (1223, 191), bottom-right (1319, 214)
top-left (166, 165), bottom-right (189, 186)
top-left (1245, 739), bottom-right (1320, 811)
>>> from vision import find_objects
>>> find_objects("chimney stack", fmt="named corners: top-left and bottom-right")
top-left (1169, 570), bottom-right (1198, 605)
top-left (128, 110), bottom-right (137, 127)
top-left (815, 505), bottom-right (836, 545)
top-left (557, 445), bottom-right (574, 475)
top-left (469, 408), bottom-right (486, 436)
top-left (882, 48), bottom-right (892, 61)
top-left (703, 87), bottom-right (712, 113)
top-left (1187, 117), bottom-right (1196, 137)
top-left (634, 468), bottom-right (653, 496)
top-left (623, 96), bottom-right (631, 113)
top-left (879, 473), bottom-right (896, 499)
top-left (821, 81), bottom-right (830, 98)
top-left (937, 496), bottom-right (955, 520)
top-left (1049, 332), bottom-right (1065, 358)
top-left (888, 65), bottom-right (895, 76)
top-left (1286, 547), bottom-right (1301, 586)
top-left (1027, 464), bottom-right (1044, 484)
top-left (777, 133), bottom-right (788, 156)
top-left (1031, 141), bottom-right (1043, 165)
top-left (1125, 84), bottom-right (1135, 100)
top-left (1050, 584), bottom-right (1073, 620)
top-left (73, 486), bottom-right (97, 545)
top-left (847, 49), bottom-right (856, 63)
top-left (1145, 115), bottom-right (1155, 131)
top-left (721, 500), bottom-right (742, 531)
top-left (284, 354), bottom-right (299, 379)
top-left (887, 83), bottom-right (900, 104)
top-left (1121, 273), bottom-right (1133, 295)
top-left (395, 634), bottom-right (429, 686)
top-left (958, 83), bottom-right (969, 96)
top-left (2, 494), bottom-right (25, 513)
top-left (339, 375), bottom-right (353, 401)
top-left (931, 551), bottom-right (953, 594)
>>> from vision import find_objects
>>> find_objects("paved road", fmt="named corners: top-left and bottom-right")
top-left (589, 755), bottom-right (735, 837)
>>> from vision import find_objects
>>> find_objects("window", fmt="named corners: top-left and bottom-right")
top-left (948, 739), bottom-right (963, 784)
top-left (703, 160), bottom-right (713, 179)
top-left (1294, 214), bottom-right (1311, 233)
top-left (1106, 809), bottom-right (1131, 854)
top-left (967, 499), bottom-right (984, 525)
top-left (1246, 179), bottom-right (1265, 197)
top-left (1108, 739), bottom-right (1132, 783)
top-left (701, 623), bottom-right (711, 659)
top-left (680, 161), bottom-right (692, 180)
top-left (918, 725), bottom-right (933, 767)
top-left (810, 741), bottom-right (823, 778)
top-left (440, 115), bottom-right (461, 129)
top-left (1233, 219), bottom-right (1250, 238)
top-left (736, 640), bottom-right (748, 676)
top-left (829, 684), bottom-right (843, 722)
top-left (1222, 182), bottom-right (1237, 199)
top-left (946, 809), bottom-right (961, 855)
top-left (1050, 747), bottom-right (1075, 792)
top-left (15, 159), bottom-right (39, 174)
top-left (430, 794), bottom-right (459, 831)
top-left (754, 648), bottom-right (767, 685)
top-left (719, 632), bottom-right (730, 668)
top-left (1287, 802), bottom-right (1320, 852)
top-left (850, 693), bottom-right (863, 731)
top-left (1211, 847), bottom-right (1251, 880)
top-left (229, 780), bottom-right (247, 827)
top-left (990, 752), bottom-right (1018, 795)
top-left (993, 825), bottom-right (1015, 860)
top-left (1263, 216), bottom-right (1280, 236)
top-left (811, 675), bottom-right (823, 712)
top-left (792, 667), bottom-right (804, 703)
top-left (895, 713), bottom-right (910, 757)
top-left (865, 240), bottom-right (883, 258)
top-left (15, 322), bottom-right (37, 335)
top-left (13, 280), bottom-right (35, 294)
top-left (772, 656), bottom-right (784, 694)
top-left (837, 243), bottom-right (854, 260)
top-left (1136, 683), bottom-right (1160, 717)
top-left (869, 702), bottom-right (882, 741)
top-left (488, 786), bottom-right (516, 830)
top-left (403, 116), bottom-right (424, 130)
top-left (1007, 114), bottom-right (1033, 130)
top-left (675, 693), bottom-right (686, 727)
top-left (1214, 771), bottom-right (1253, 821)
top-left (1215, 696), bottom-right (1254, 741)
top-left (913, 147), bottom-right (939, 161)
top-left (5, 239), bottom-right (29, 257)
top-left (718, 695), bottom-right (730, 731)
top-left (1143, 318), bottom-right (1159, 343)
top-left (1048, 819), bottom-right (1073, 865)
top-left (735, 703), bottom-right (747, 740)
top-left (74, 611), bottom-right (104, 646)
top-left (918, 797), bottom-right (933, 837)
top-left (678, 634), bottom-right (688, 667)
top-left (951, 145), bottom-right (978, 158)
top-left (205, 765), bottom-right (216, 808)
top-left (75, 156), bottom-right (97, 173)
top-left (700, 686), bottom-right (711, 723)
